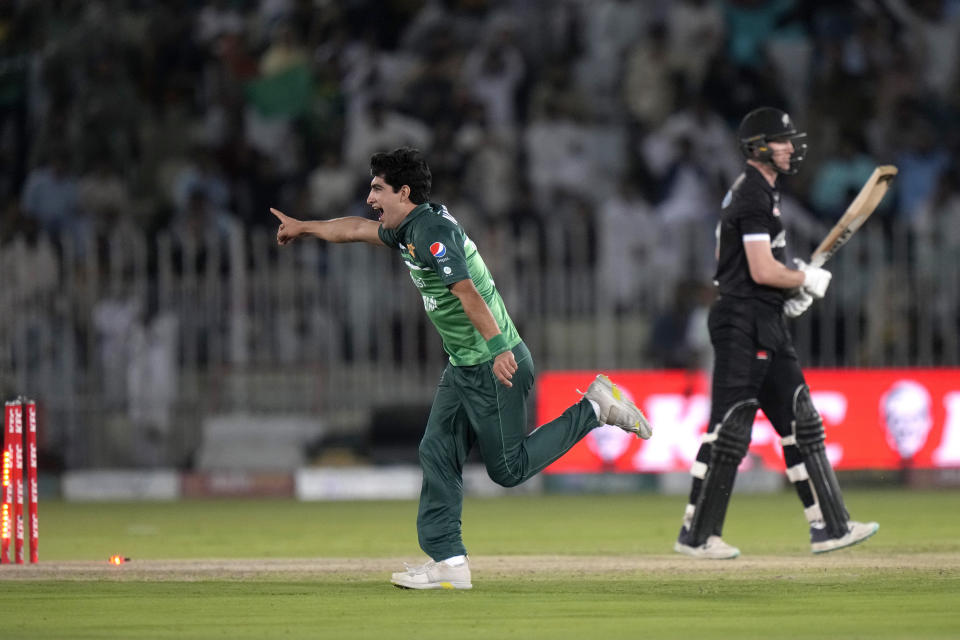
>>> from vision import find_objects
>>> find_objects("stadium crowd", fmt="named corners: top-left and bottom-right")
top-left (2, 0), bottom-right (960, 468)
top-left (1, 0), bottom-right (959, 369)
top-left (2, 1), bottom-right (959, 241)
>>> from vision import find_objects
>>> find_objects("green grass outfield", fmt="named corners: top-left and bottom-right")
top-left (1, 488), bottom-right (958, 639)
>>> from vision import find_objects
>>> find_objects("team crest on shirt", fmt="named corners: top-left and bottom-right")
top-left (406, 243), bottom-right (416, 257)
top-left (430, 242), bottom-right (446, 258)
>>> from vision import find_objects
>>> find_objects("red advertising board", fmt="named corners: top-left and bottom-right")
top-left (536, 369), bottom-right (960, 473)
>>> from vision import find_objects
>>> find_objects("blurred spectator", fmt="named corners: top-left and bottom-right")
top-left (577, 0), bottom-right (655, 114)
top-left (912, 162), bottom-right (960, 270)
top-left (211, 32), bottom-right (260, 86)
top-left (645, 280), bottom-right (714, 371)
top-left (259, 22), bottom-right (309, 77)
top-left (583, 0), bottom-right (656, 61)
top-left (699, 54), bottom-right (788, 126)
top-left (893, 117), bottom-right (951, 223)
top-left (527, 59), bottom-right (589, 122)
top-left (809, 132), bottom-right (877, 219)
top-left (307, 149), bottom-right (359, 218)
top-left (223, 140), bottom-right (284, 227)
top-left (196, 0), bottom-right (245, 47)
top-left (172, 186), bottom-right (241, 242)
top-left (864, 41), bottom-right (922, 157)
top-left (77, 158), bottom-right (134, 237)
top-left (912, 162), bottom-right (960, 356)
top-left (656, 136), bottom-right (718, 224)
top-left (426, 119), bottom-right (468, 187)
top-left (126, 311), bottom-right (180, 467)
top-left (622, 22), bottom-right (676, 128)
top-left (653, 136), bottom-right (721, 285)
top-left (808, 42), bottom-right (862, 140)
top-left (460, 31), bottom-right (525, 138)
top-left (524, 103), bottom-right (596, 208)
top-left (76, 46), bottom-right (143, 170)
top-left (455, 104), bottom-right (518, 222)
top-left (595, 177), bottom-right (659, 313)
top-left (0, 202), bottom-right (58, 302)
top-left (398, 54), bottom-right (462, 127)
top-left (668, 0), bottom-right (725, 89)
top-left (641, 94), bottom-right (740, 187)
top-left (257, 0), bottom-right (296, 34)
top-left (720, 0), bottom-right (802, 68)
top-left (344, 98), bottom-right (432, 172)
top-left (886, 0), bottom-right (960, 98)
top-left (171, 145), bottom-right (232, 215)
top-left (20, 149), bottom-right (83, 237)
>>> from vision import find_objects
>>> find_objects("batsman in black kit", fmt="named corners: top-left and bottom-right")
top-left (674, 107), bottom-right (879, 559)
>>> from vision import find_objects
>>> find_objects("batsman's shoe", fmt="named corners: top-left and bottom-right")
top-left (810, 520), bottom-right (879, 554)
top-left (674, 528), bottom-right (740, 559)
top-left (391, 559), bottom-right (472, 590)
top-left (579, 374), bottom-right (652, 439)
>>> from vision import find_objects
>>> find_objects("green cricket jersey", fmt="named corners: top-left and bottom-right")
top-left (378, 202), bottom-right (521, 366)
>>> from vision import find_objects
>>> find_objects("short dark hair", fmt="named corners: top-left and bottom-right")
top-left (369, 147), bottom-right (432, 204)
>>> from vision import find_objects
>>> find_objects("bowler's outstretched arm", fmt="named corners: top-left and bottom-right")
top-left (271, 208), bottom-right (384, 246)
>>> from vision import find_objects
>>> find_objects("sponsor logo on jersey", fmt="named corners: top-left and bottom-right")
top-left (406, 243), bottom-right (416, 258)
top-left (772, 206), bottom-right (781, 217)
top-left (443, 266), bottom-right (452, 275)
top-left (430, 242), bottom-right (446, 258)
top-left (771, 230), bottom-right (786, 249)
top-left (756, 350), bottom-right (769, 360)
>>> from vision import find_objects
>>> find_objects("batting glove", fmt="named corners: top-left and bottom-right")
top-left (783, 289), bottom-right (814, 318)
top-left (794, 258), bottom-right (832, 299)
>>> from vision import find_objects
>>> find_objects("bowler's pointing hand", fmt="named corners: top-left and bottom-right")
top-left (271, 207), bottom-right (301, 245)
top-left (493, 350), bottom-right (518, 387)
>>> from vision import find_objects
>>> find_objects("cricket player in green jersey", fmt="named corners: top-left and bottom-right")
top-left (271, 147), bottom-right (652, 589)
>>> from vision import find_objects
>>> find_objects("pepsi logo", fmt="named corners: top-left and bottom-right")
top-left (430, 242), bottom-right (446, 258)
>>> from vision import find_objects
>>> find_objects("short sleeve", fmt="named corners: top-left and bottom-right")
top-left (378, 224), bottom-right (399, 248)
top-left (739, 212), bottom-right (772, 238)
top-left (731, 188), bottom-right (773, 239)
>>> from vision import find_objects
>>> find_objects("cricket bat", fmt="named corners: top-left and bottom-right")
top-left (809, 165), bottom-right (898, 267)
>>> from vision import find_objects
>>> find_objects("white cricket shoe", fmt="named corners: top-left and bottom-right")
top-left (811, 520), bottom-right (879, 554)
top-left (580, 374), bottom-right (652, 439)
top-left (674, 534), bottom-right (741, 560)
top-left (391, 558), bottom-right (472, 590)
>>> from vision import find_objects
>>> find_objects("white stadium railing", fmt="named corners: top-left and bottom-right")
top-left (1, 216), bottom-right (956, 468)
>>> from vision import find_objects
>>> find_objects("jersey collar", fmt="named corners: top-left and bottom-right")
top-left (395, 202), bottom-right (435, 239)
top-left (745, 163), bottom-right (777, 194)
